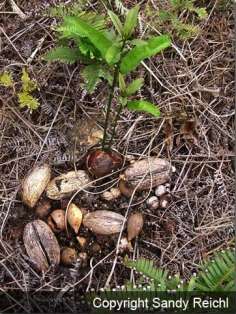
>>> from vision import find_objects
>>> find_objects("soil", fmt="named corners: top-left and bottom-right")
top-left (0, 0), bottom-right (234, 303)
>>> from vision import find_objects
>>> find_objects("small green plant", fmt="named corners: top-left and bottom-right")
top-left (124, 248), bottom-right (236, 292)
top-left (145, 0), bottom-right (208, 40)
top-left (0, 68), bottom-right (40, 111)
top-left (44, 5), bottom-right (171, 151)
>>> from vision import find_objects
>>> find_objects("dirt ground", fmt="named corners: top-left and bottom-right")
top-left (0, 0), bottom-right (235, 297)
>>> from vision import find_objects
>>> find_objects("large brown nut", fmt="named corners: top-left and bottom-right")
top-left (86, 149), bottom-right (123, 178)
top-left (22, 164), bottom-right (51, 208)
top-left (23, 220), bottom-right (60, 272)
top-left (83, 210), bottom-right (125, 235)
top-left (120, 157), bottom-right (171, 195)
top-left (46, 171), bottom-right (92, 200)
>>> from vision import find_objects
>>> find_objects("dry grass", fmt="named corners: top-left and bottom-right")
top-left (0, 0), bottom-right (235, 298)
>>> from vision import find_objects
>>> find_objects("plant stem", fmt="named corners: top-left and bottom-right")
top-left (108, 102), bottom-right (123, 148)
top-left (102, 65), bottom-right (119, 151)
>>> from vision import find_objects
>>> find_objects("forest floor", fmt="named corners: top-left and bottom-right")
top-left (0, 0), bottom-right (235, 303)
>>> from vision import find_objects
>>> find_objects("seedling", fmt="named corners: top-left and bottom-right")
top-left (0, 68), bottom-right (40, 111)
top-left (45, 5), bottom-right (171, 176)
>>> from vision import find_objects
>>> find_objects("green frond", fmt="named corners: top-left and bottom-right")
top-left (172, 18), bottom-right (200, 39)
top-left (0, 71), bottom-right (14, 87)
top-left (124, 257), bottom-right (169, 290)
top-left (44, 47), bottom-right (80, 64)
top-left (195, 248), bottom-right (236, 292)
top-left (18, 92), bottom-right (40, 111)
top-left (47, 2), bottom-right (85, 18)
top-left (81, 64), bottom-right (112, 93)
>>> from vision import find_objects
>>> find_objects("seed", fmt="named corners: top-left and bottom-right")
top-left (86, 149), bottom-right (123, 178)
top-left (47, 209), bottom-right (65, 233)
top-left (102, 187), bottom-right (121, 201)
top-left (155, 185), bottom-right (167, 197)
top-left (61, 247), bottom-right (77, 266)
top-left (146, 196), bottom-right (159, 210)
top-left (120, 157), bottom-right (171, 193)
top-left (22, 164), bottom-right (51, 208)
top-left (46, 170), bottom-right (92, 200)
top-left (83, 210), bottom-right (125, 235)
top-left (67, 203), bottom-right (83, 234)
top-left (119, 180), bottom-right (135, 197)
top-left (23, 220), bottom-right (60, 272)
top-left (127, 212), bottom-right (144, 241)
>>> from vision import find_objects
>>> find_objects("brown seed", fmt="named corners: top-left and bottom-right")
top-left (127, 212), bottom-right (144, 241)
top-left (23, 220), bottom-right (60, 272)
top-left (76, 236), bottom-right (87, 249)
top-left (47, 209), bottom-right (66, 233)
top-left (86, 149), bottom-right (123, 178)
top-left (102, 187), bottom-right (121, 201)
top-left (22, 164), bottom-right (51, 208)
top-left (67, 203), bottom-right (83, 234)
top-left (120, 157), bottom-right (171, 193)
top-left (46, 170), bottom-right (92, 200)
top-left (61, 247), bottom-right (78, 266)
top-left (35, 200), bottom-right (51, 218)
top-left (83, 210), bottom-right (125, 235)
top-left (119, 180), bottom-right (135, 197)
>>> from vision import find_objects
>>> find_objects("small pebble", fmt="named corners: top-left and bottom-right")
top-left (146, 196), bottom-right (159, 210)
top-left (155, 185), bottom-right (167, 197)
top-left (172, 166), bottom-right (176, 173)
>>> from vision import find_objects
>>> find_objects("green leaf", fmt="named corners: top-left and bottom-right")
top-left (123, 5), bottom-right (140, 38)
top-left (127, 100), bottom-right (160, 117)
top-left (44, 47), bottom-right (80, 64)
top-left (105, 43), bottom-right (121, 64)
top-left (118, 73), bottom-right (126, 93)
top-left (0, 71), bottom-right (14, 87)
top-left (108, 10), bottom-right (123, 36)
top-left (18, 92), bottom-right (40, 111)
top-left (81, 64), bottom-right (113, 93)
top-left (120, 35), bottom-right (171, 74)
top-left (60, 16), bottom-right (112, 60)
top-left (125, 78), bottom-right (144, 96)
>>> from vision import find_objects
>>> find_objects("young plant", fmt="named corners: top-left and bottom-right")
top-left (44, 5), bottom-right (171, 177)
top-left (145, 0), bottom-right (208, 40)
top-left (0, 68), bottom-right (40, 112)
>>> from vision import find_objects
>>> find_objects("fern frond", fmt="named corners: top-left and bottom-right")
top-left (0, 71), bottom-right (14, 87)
top-left (18, 92), bottom-right (40, 111)
top-left (195, 248), bottom-right (236, 292)
top-left (124, 257), bottom-right (169, 290)
top-left (48, 2), bottom-right (84, 18)
top-left (44, 47), bottom-right (80, 64)
top-left (81, 64), bottom-right (112, 93)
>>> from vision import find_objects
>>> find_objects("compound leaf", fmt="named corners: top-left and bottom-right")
top-left (44, 47), bottom-right (80, 64)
